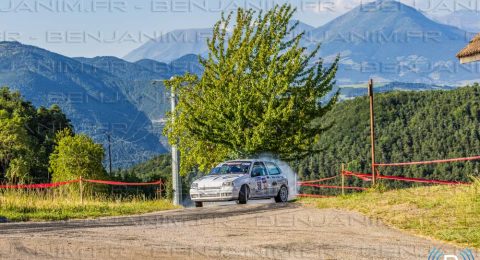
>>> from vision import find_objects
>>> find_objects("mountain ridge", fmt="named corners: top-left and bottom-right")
top-left (305, 0), bottom-right (472, 84)
top-left (124, 28), bottom-right (213, 63)
top-left (123, 20), bottom-right (316, 63)
top-left (0, 41), bottom-right (168, 168)
top-left (122, 0), bottom-right (477, 85)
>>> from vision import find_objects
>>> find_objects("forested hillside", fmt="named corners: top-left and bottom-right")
top-left (115, 85), bottom-right (480, 192)
top-left (115, 154), bottom-right (171, 183)
top-left (114, 154), bottom-right (194, 199)
top-left (297, 84), bottom-right (480, 188)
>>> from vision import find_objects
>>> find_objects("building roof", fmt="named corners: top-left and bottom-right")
top-left (457, 33), bottom-right (480, 63)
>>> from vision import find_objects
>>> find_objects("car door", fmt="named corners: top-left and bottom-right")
top-left (265, 162), bottom-right (282, 196)
top-left (250, 162), bottom-right (268, 198)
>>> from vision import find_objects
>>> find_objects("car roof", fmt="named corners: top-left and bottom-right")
top-left (223, 159), bottom-right (275, 164)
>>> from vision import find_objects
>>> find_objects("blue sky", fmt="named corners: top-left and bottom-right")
top-left (0, 0), bottom-right (474, 58)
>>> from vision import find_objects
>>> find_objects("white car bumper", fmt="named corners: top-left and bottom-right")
top-left (190, 187), bottom-right (239, 202)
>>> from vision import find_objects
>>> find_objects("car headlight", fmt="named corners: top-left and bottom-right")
top-left (191, 183), bottom-right (198, 189)
top-left (222, 181), bottom-right (234, 187)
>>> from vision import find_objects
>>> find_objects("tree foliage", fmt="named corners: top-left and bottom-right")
top-left (164, 4), bottom-right (338, 174)
top-left (0, 87), bottom-right (73, 183)
top-left (297, 84), bottom-right (480, 192)
top-left (49, 130), bottom-right (106, 185)
top-left (0, 115), bottom-right (31, 183)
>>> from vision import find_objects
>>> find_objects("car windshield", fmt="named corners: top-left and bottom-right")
top-left (209, 162), bottom-right (251, 175)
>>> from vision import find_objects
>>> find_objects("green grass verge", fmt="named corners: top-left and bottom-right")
top-left (0, 191), bottom-right (179, 222)
top-left (300, 181), bottom-right (480, 249)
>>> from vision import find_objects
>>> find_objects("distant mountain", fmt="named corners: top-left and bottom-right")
top-left (134, 59), bottom-right (172, 77)
top-left (74, 56), bottom-right (169, 81)
top-left (308, 0), bottom-right (473, 84)
top-left (289, 20), bottom-right (316, 39)
top-left (124, 1), bottom-right (478, 85)
top-left (169, 54), bottom-right (204, 76)
top-left (74, 56), bottom-right (171, 122)
top-left (123, 21), bottom-right (315, 63)
top-left (135, 54), bottom-right (203, 77)
top-left (75, 54), bottom-right (203, 121)
top-left (428, 10), bottom-right (480, 33)
top-left (0, 41), bottom-right (167, 168)
top-left (124, 28), bottom-right (212, 63)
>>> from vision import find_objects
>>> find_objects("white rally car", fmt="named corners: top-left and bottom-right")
top-left (190, 159), bottom-right (289, 207)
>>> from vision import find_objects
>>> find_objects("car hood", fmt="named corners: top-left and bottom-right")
top-left (194, 174), bottom-right (245, 188)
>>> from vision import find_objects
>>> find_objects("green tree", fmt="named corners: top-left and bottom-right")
top-left (0, 114), bottom-right (32, 183)
top-left (0, 87), bottom-right (73, 182)
top-left (164, 5), bottom-right (338, 174)
top-left (31, 104), bottom-right (73, 180)
top-left (6, 157), bottom-right (30, 184)
top-left (49, 130), bottom-right (106, 188)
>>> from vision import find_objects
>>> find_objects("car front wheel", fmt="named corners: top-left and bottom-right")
top-left (195, 201), bottom-right (203, 208)
top-left (238, 185), bottom-right (249, 204)
top-left (275, 186), bottom-right (288, 203)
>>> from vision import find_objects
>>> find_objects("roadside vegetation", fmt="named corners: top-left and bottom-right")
top-left (302, 179), bottom-right (480, 249)
top-left (0, 86), bottom-right (107, 187)
top-left (0, 88), bottom-right (176, 222)
top-left (0, 190), bottom-right (177, 222)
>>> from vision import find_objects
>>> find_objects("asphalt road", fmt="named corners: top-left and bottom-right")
top-left (0, 200), bottom-right (475, 260)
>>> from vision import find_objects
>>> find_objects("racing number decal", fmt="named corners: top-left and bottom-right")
top-left (256, 177), bottom-right (267, 191)
top-left (257, 180), bottom-right (262, 190)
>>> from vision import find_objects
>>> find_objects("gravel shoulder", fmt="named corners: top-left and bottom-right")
top-left (0, 201), bottom-right (475, 260)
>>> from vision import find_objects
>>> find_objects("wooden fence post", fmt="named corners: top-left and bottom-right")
top-left (159, 179), bottom-right (163, 199)
top-left (341, 163), bottom-right (345, 196)
top-left (79, 176), bottom-right (84, 205)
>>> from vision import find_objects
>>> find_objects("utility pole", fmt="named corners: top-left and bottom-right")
top-left (368, 79), bottom-right (376, 185)
top-left (152, 76), bottom-right (182, 206)
top-left (152, 78), bottom-right (182, 206)
top-left (170, 78), bottom-right (182, 206)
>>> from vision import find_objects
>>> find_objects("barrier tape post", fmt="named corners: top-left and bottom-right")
top-left (159, 179), bottom-right (163, 199)
top-left (341, 164), bottom-right (345, 196)
top-left (79, 176), bottom-right (84, 205)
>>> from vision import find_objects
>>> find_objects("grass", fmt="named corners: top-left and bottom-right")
top-left (0, 190), bottom-right (179, 222)
top-left (300, 180), bottom-right (480, 249)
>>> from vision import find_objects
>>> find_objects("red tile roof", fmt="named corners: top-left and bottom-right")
top-left (457, 33), bottom-right (480, 59)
